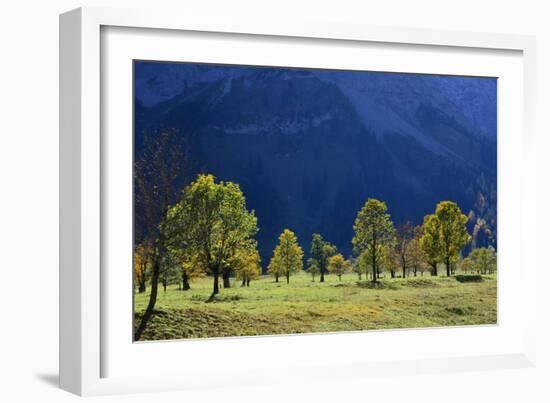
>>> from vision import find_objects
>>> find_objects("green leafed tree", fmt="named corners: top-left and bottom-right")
top-left (352, 199), bottom-right (396, 283)
top-left (328, 253), bottom-right (351, 281)
top-left (434, 201), bottom-right (471, 277)
top-left (306, 258), bottom-right (321, 281)
top-left (268, 229), bottom-right (304, 284)
top-left (465, 247), bottom-right (497, 274)
top-left (164, 174), bottom-right (258, 300)
top-left (167, 247), bottom-right (206, 291)
top-left (310, 233), bottom-right (337, 283)
top-left (419, 214), bottom-right (442, 276)
top-left (350, 256), bottom-right (365, 280)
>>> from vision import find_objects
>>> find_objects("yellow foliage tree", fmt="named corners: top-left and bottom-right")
top-left (133, 242), bottom-right (152, 293)
top-left (328, 253), bottom-right (351, 281)
top-left (233, 247), bottom-right (262, 287)
top-left (268, 229), bottom-right (303, 284)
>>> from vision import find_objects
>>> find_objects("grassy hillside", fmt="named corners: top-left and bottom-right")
top-left (134, 272), bottom-right (496, 341)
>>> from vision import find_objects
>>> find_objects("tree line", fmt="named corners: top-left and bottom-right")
top-left (263, 198), bottom-right (495, 285)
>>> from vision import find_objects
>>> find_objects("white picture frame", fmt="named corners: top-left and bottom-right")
top-left (59, 6), bottom-right (537, 396)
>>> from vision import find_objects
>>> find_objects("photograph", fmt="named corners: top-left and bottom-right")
top-left (132, 61), bottom-right (497, 342)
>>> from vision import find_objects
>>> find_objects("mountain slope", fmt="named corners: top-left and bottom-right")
top-left (135, 64), bottom-right (497, 263)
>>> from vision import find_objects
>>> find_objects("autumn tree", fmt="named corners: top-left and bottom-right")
top-left (134, 129), bottom-right (189, 341)
top-left (268, 254), bottom-right (284, 282)
top-left (233, 246), bottom-right (262, 287)
top-left (165, 174), bottom-right (258, 300)
top-left (352, 199), bottom-right (396, 283)
top-left (133, 242), bottom-right (152, 293)
top-left (269, 229), bottom-right (304, 284)
top-left (407, 238), bottom-right (428, 276)
top-left (310, 233), bottom-right (337, 283)
top-left (328, 254), bottom-right (351, 281)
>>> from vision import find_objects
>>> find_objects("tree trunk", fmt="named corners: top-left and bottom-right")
top-left (246, 279), bottom-right (250, 287)
top-left (163, 282), bottom-right (167, 293)
top-left (286, 272), bottom-right (290, 284)
top-left (275, 275), bottom-right (279, 283)
top-left (338, 274), bottom-right (342, 281)
top-left (446, 257), bottom-right (451, 277)
top-left (372, 240), bottom-right (377, 283)
top-left (222, 269), bottom-right (231, 288)
top-left (134, 256), bottom-right (160, 341)
top-left (320, 270), bottom-right (325, 283)
top-left (138, 280), bottom-right (146, 293)
top-left (241, 276), bottom-right (246, 287)
top-left (431, 262), bottom-right (438, 276)
top-left (209, 268), bottom-right (220, 300)
top-left (182, 271), bottom-right (190, 290)
top-left (358, 273), bottom-right (362, 280)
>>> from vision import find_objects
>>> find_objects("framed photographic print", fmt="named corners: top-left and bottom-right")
top-left (60, 6), bottom-right (537, 396)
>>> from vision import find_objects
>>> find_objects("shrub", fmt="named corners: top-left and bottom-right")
top-left (401, 278), bottom-right (440, 288)
top-left (356, 281), bottom-right (399, 290)
top-left (454, 274), bottom-right (483, 283)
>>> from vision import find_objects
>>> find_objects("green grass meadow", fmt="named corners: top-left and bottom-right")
top-left (134, 272), bottom-right (497, 341)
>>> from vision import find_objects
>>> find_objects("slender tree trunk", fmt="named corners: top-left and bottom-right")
top-left (320, 269), bottom-right (325, 283)
top-left (446, 257), bottom-right (451, 277)
top-left (286, 272), bottom-right (290, 284)
top-left (163, 282), bottom-right (167, 293)
top-left (209, 268), bottom-right (220, 300)
top-left (247, 279), bottom-right (250, 287)
top-left (275, 275), bottom-right (279, 283)
top-left (241, 276), bottom-right (246, 287)
top-left (432, 262), bottom-right (438, 276)
top-left (182, 271), bottom-right (190, 290)
top-left (135, 256), bottom-right (160, 341)
top-left (338, 274), bottom-right (342, 281)
top-left (358, 273), bottom-right (362, 280)
top-left (371, 237), bottom-right (378, 283)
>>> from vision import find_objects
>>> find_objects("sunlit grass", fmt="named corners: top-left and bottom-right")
top-left (134, 272), bottom-right (496, 341)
